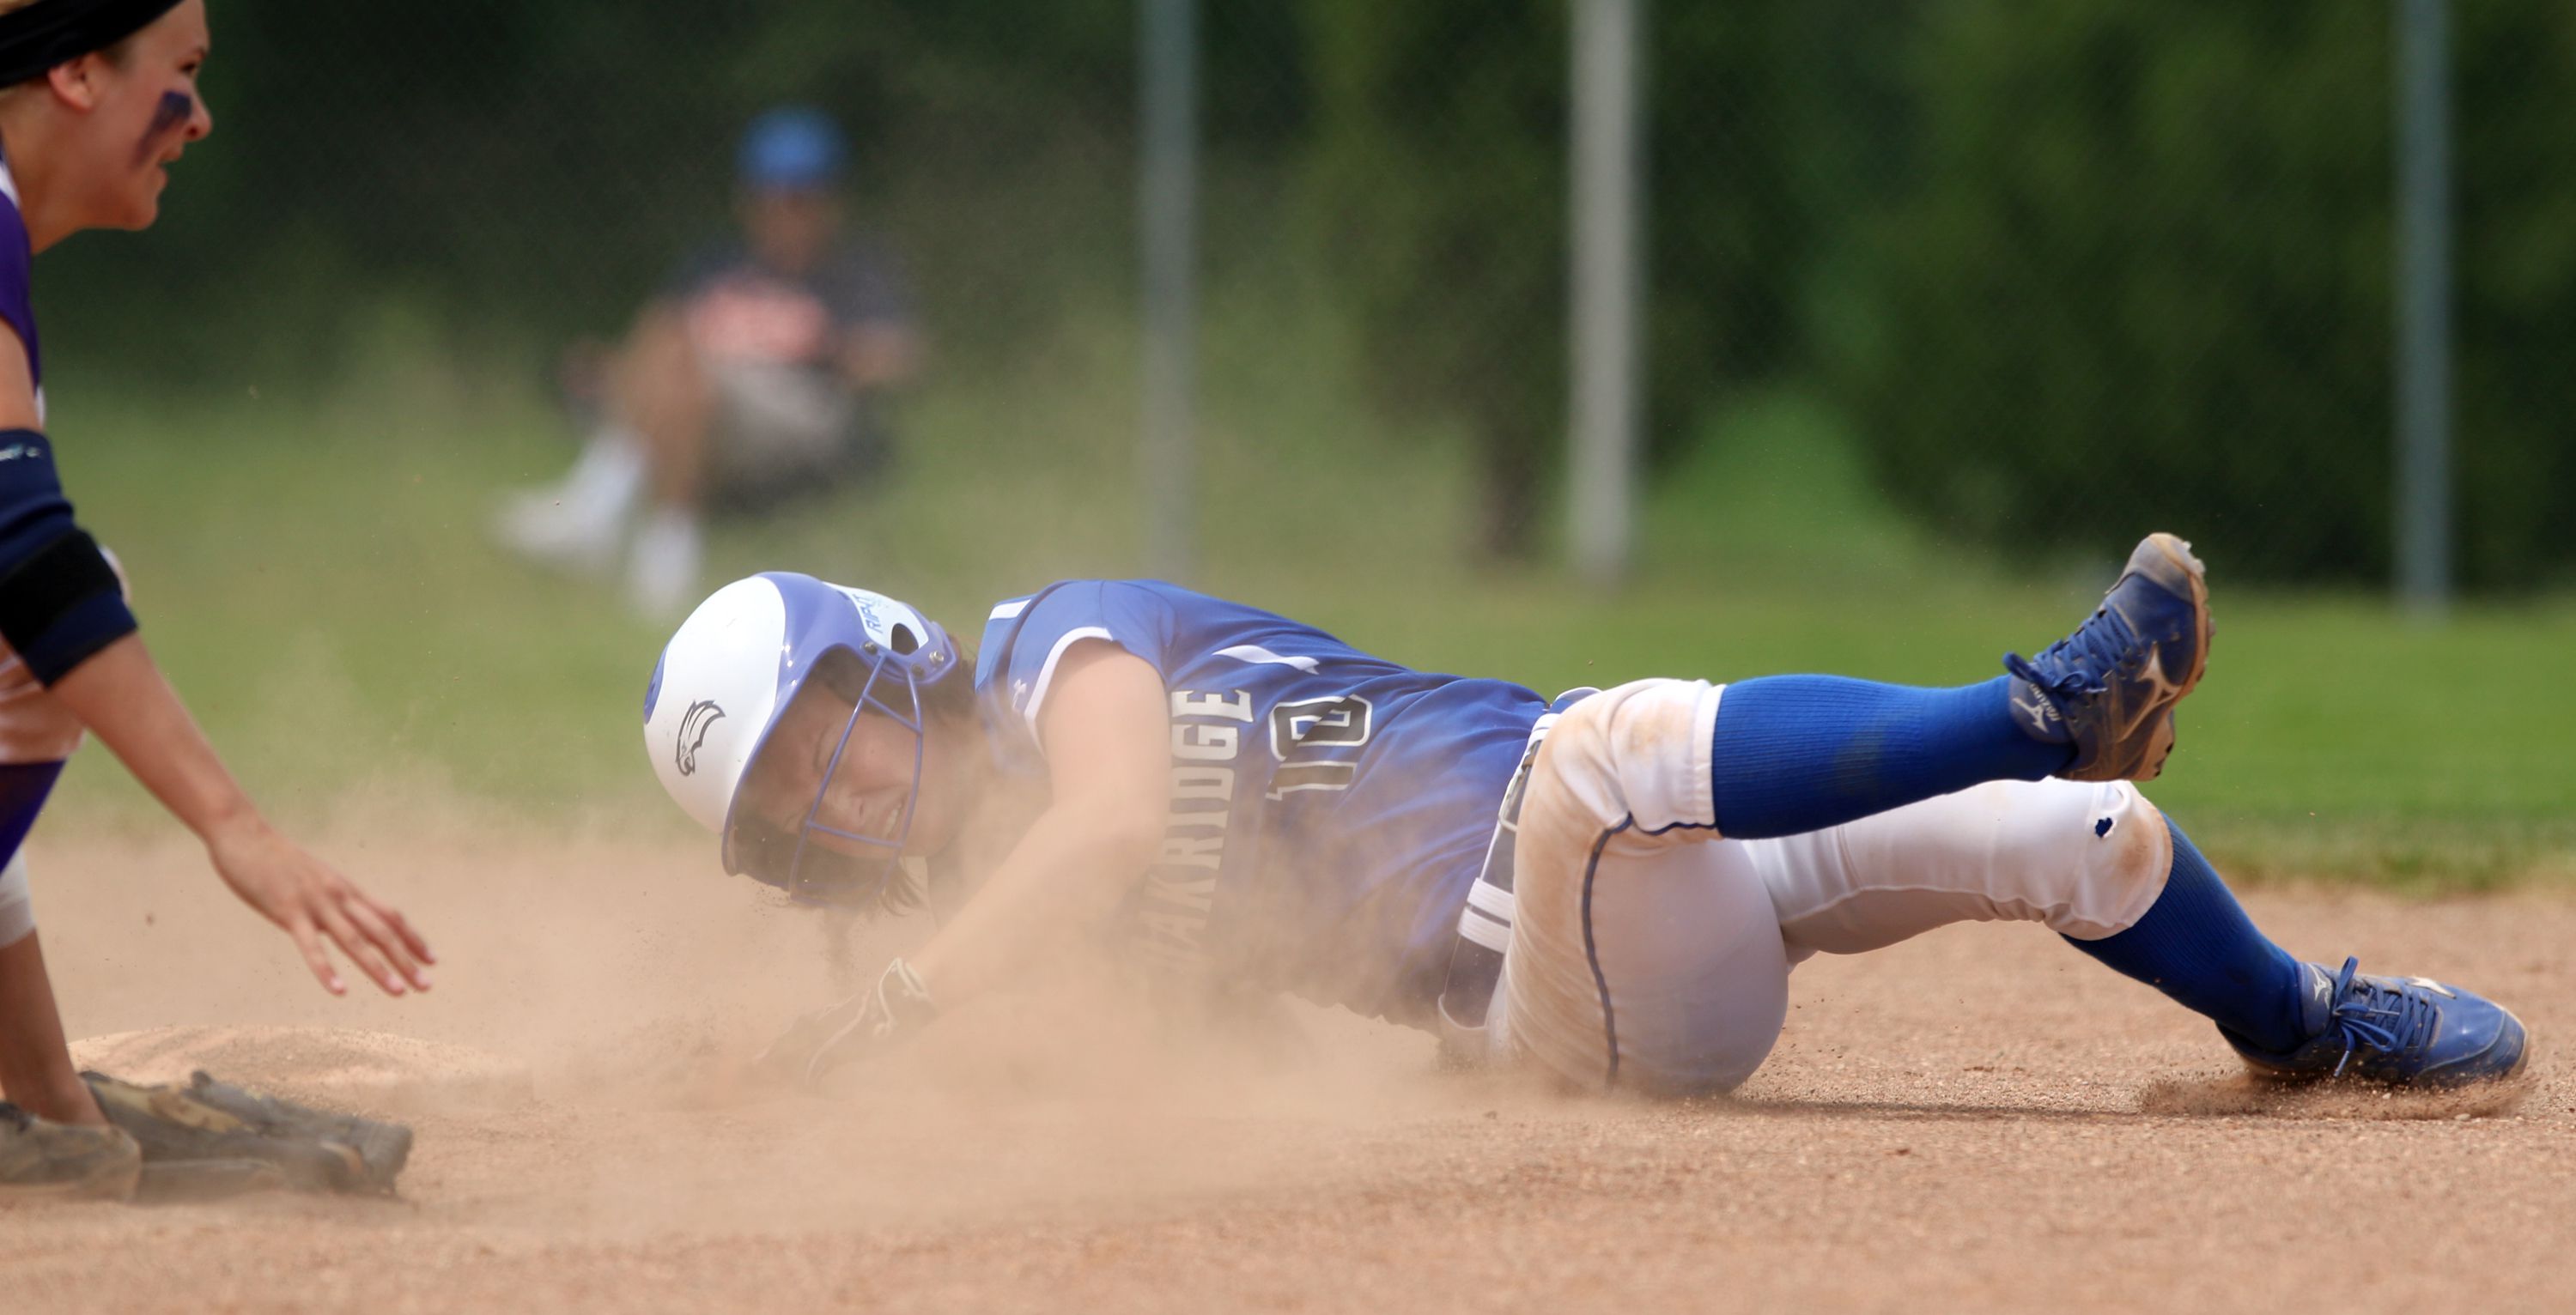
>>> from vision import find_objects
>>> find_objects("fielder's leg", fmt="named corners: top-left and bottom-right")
top-left (0, 856), bottom-right (140, 1201)
top-left (0, 916), bottom-right (103, 1126)
top-left (0, 759), bottom-right (106, 1128)
top-left (0, 684), bottom-right (139, 1197)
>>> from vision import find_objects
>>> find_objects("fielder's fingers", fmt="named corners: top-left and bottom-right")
top-left (342, 894), bottom-right (431, 991)
top-left (356, 889), bottom-right (437, 967)
top-left (317, 903), bottom-right (405, 997)
top-left (290, 918), bottom-right (347, 996)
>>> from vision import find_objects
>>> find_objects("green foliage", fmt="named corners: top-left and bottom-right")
top-left (37, 1), bottom-right (2576, 588)
top-left (1643, 3), bottom-right (1915, 449)
top-left (1294, 3), bottom-right (1921, 551)
top-left (1835, 2), bottom-right (2576, 587)
top-left (1297, 1), bottom-right (1568, 551)
top-left (42, 1), bottom-right (1145, 383)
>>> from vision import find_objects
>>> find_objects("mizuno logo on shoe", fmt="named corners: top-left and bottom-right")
top-left (2131, 642), bottom-right (2184, 712)
top-left (2011, 686), bottom-right (2063, 739)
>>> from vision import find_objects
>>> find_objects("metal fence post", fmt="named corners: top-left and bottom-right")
top-left (2394, 0), bottom-right (2453, 614)
top-left (1140, 0), bottom-right (1199, 582)
top-left (1569, 0), bottom-right (1645, 586)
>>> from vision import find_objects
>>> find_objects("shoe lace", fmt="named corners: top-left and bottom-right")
top-left (2002, 603), bottom-right (2143, 701)
top-left (2322, 956), bottom-right (2440, 1078)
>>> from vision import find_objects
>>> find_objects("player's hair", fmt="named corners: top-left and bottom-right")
top-left (0, 0), bottom-right (144, 47)
top-left (0, 0), bottom-right (145, 99)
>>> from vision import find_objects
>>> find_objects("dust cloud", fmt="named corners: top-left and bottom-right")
top-left (9, 819), bottom-right (2568, 1313)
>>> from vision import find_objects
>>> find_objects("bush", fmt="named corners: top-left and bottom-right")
top-left (1834, 2), bottom-right (2576, 587)
top-left (1297, 2), bottom-right (1913, 554)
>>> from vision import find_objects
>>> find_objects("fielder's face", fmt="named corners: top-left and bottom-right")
top-left (738, 676), bottom-right (972, 869)
top-left (48, 0), bottom-right (215, 235)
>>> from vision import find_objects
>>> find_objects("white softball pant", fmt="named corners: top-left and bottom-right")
top-left (1490, 679), bottom-right (2175, 1095)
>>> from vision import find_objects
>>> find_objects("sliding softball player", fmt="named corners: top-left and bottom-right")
top-left (644, 535), bottom-right (2524, 1100)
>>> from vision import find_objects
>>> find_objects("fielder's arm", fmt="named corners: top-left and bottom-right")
top-left (50, 638), bottom-right (434, 997)
top-left (0, 324), bottom-right (432, 999)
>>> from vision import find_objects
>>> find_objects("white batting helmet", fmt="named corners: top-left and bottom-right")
top-left (643, 573), bottom-right (961, 904)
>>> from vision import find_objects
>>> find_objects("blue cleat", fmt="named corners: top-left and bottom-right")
top-left (2004, 532), bottom-right (2212, 782)
top-left (2224, 957), bottom-right (2530, 1088)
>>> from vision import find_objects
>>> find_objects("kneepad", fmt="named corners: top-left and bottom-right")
top-left (0, 851), bottom-right (33, 947)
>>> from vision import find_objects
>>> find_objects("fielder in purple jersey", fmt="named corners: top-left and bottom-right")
top-left (0, 0), bottom-right (431, 1203)
top-left (647, 548), bottom-right (2528, 1102)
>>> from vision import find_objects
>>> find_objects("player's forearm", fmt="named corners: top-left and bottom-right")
top-left (48, 633), bottom-right (260, 841)
top-left (905, 803), bottom-right (1157, 1004)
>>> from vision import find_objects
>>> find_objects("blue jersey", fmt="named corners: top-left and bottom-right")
top-left (974, 580), bottom-right (1546, 1027)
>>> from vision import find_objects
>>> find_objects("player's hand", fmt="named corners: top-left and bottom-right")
top-left (204, 815), bottom-right (435, 997)
top-left (753, 958), bottom-right (937, 1089)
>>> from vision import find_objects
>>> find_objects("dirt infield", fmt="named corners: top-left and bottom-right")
top-left (6, 831), bottom-right (2573, 1314)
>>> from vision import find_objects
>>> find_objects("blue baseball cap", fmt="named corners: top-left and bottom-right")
top-left (738, 107), bottom-right (845, 191)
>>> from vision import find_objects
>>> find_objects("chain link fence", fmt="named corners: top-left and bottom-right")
top-left (46, 1), bottom-right (2576, 597)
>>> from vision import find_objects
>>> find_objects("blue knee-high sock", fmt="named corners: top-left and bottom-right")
top-left (1707, 675), bottom-right (2070, 839)
top-left (2065, 818), bottom-right (2311, 1053)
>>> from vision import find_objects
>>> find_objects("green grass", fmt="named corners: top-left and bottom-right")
top-left (39, 320), bottom-right (2576, 890)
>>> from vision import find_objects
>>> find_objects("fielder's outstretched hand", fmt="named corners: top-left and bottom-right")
top-left (47, 637), bottom-right (437, 999)
top-left (206, 816), bottom-right (434, 997)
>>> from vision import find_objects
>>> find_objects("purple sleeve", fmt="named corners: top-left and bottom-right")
top-left (0, 183), bottom-right (139, 682)
top-left (0, 193), bottom-right (38, 385)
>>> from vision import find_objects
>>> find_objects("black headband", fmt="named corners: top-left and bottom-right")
top-left (0, 0), bottom-right (185, 88)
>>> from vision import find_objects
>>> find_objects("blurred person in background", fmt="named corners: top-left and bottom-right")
top-left (0, 0), bottom-right (432, 1201)
top-left (495, 106), bottom-right (920, 618)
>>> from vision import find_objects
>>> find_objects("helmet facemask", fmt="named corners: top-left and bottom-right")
top-left (728, 642), bottom-right (935, 912)
top-left (648, 573), bottom-right (960, 911)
